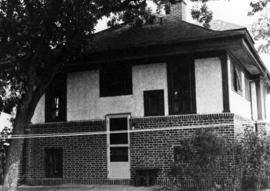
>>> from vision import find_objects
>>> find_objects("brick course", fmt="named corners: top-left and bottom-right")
top-left (130, 113), bottom-right (235, 186)
top-left (23, 113), bottom-right (253, 187)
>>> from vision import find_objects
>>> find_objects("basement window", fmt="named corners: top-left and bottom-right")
top-left (231, 64), bottom-right (242, 94)
top-left (144, 90), bottom-right (165, 116)
top-left (100, 64), bottom-right (132, 97)
top-left (45, 148), bottom-right (63, 178)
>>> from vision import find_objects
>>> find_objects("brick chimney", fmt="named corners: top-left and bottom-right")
top-left (165, 0), bottom-right (187, 21)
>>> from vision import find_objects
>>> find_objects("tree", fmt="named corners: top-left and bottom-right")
top-left (0, 0), bottom-right (265, 191)
top-left (249, 0), bottom-right (270, 14)
top-left (248, 0), bottom-right (270, 54)
top-left (0, 1), bottom-right (158, 190)
top-left (250, 7), bottom-right (270, 53)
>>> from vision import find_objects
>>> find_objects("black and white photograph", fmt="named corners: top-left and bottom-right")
top-left (0, 0), bottom-right (270, 190)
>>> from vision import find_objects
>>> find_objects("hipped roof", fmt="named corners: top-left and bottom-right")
top-left (89, 16), bottom-right (247, 53)
top-left (82, 15), bottom-right (269, 81)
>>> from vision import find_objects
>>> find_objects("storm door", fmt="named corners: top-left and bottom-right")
top-left (107, 114), bottom-right (130, 179)
top-left (167, 55), bottom-right (196, 114)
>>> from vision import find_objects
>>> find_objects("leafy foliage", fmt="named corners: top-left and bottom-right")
top-left (190, 2), bottom-right (212, 28)
top-left (168, 130), bottom-right (228, 191)
top-left (238, 127), bottom-right (270, 190)
top-left (250, 8), bottom-right (270, 53)
top-left (168, 128), bottom-right (270, 191)
top-left (0, 0), bottom-right (151, 117)
top-left (249, 0), bottom-right (269, 15)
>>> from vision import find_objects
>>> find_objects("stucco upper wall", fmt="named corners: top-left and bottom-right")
top-left (132, 63), bottom-right (169, 117)
top-left (31, 95), bottom-right (45, 123)
top-left (266, 93), bottom-right (270, 121)
top-left (195, 57), bottom-right (223, 114)
top-left (67, 63), bottom-right (168, 120)
top-left (67, 70), bottom-right (99, 121)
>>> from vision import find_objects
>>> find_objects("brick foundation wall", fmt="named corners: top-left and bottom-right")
top-left (24, 113), bottom-right (238, 187)
top-left (130, 113), bottom-right (235, 186)
top-left (24, 121), bottom-right (108, 185)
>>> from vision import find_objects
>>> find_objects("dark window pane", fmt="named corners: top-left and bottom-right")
top-left (167, 58), bottom-right (196, 115)
top-left (231, 63), bottom-right (242, 94)
top-left (100, 64), bottom-right (132, 97)
top-left (144, 90), bottom-right (164, 116)
top-left (110, 147), bottom-right (128, 162)
top-left (45, 148), bottom-right (63, 178)
top-left (110, 133), bottom-right (128, 144)
top-left (110, 118), bottom-right (128, 131)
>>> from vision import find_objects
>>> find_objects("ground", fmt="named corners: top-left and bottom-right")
top-left (0, 185), bottom-right (269, 191)
top-left (0, 185), bottom-right (165, 191)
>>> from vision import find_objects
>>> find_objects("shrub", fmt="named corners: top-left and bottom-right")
top-left (168, 130), bottom-right (228, 191)
top-left (168, 128), bottom-right (270, 191)
top-left (237, 128), bottom-right (270, 190)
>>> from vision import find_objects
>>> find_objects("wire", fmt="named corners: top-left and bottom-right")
top-left (1, 121), bottom-right (256, 140)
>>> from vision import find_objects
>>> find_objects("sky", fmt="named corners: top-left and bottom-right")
top-left (95, 0), bottom-right (257, 31)
top-left (198, 0), bottom-right (254, 26)
top-left (204, 0), bottom-right (270, 70)
top-left (0, 112), bottom-right (11, 131)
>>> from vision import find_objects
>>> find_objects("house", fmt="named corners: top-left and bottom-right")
top-left (24, 0), bottom-right (270, 187)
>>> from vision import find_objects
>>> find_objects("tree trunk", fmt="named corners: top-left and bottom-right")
top-left (1, 138), bottom-right (24, 191)
top-left (2, 108), bottom-right (29, 191)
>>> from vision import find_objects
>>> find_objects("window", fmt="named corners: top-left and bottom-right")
top-left (245, 76), bottom-right (251, 101)
top-left (45, 73), bottom-right (66, 122)
top-left (144, 90), bottom-right (164, 116)
top-left (231, 63), bottom-right (242, 94)
top-left (109, 117), bottom-right (129, 162)
top-left (167, 58), bottom-right (196, 115)
top-left (45, 148), bottom-right (63, 178)
top-left (100, 64), bottom-right (132, 97)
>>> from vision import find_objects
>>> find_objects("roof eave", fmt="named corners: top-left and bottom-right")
top-left (241, 30), bottom-right (270, 82)
top-left (69, 34), bottom-right (246, 71)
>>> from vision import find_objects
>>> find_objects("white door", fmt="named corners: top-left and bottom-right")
top-left (107, 114), bottom-right (130, 179)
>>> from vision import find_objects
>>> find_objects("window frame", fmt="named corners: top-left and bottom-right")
top-left (45, 73), bottom-right (67, 122)
top-left (45, 148), bottom-right (63, 178)
top-left (143, 89), bottom-right (165, 117)
top-left (106, 114), bottom-right (131, 165)
top-left (231, 63), bottom-right (242, 95)
top-left (99, 64), bottom-right (132, 97)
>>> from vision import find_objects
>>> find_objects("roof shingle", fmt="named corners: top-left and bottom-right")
top-left (89, 15), bottom-right (246, 53)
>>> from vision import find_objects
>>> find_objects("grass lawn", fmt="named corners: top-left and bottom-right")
top-left (1, 184), bottom-right (165, 191)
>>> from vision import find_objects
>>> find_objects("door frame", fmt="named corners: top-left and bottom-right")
top-left (106, 113), bottom-right (131, 179)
